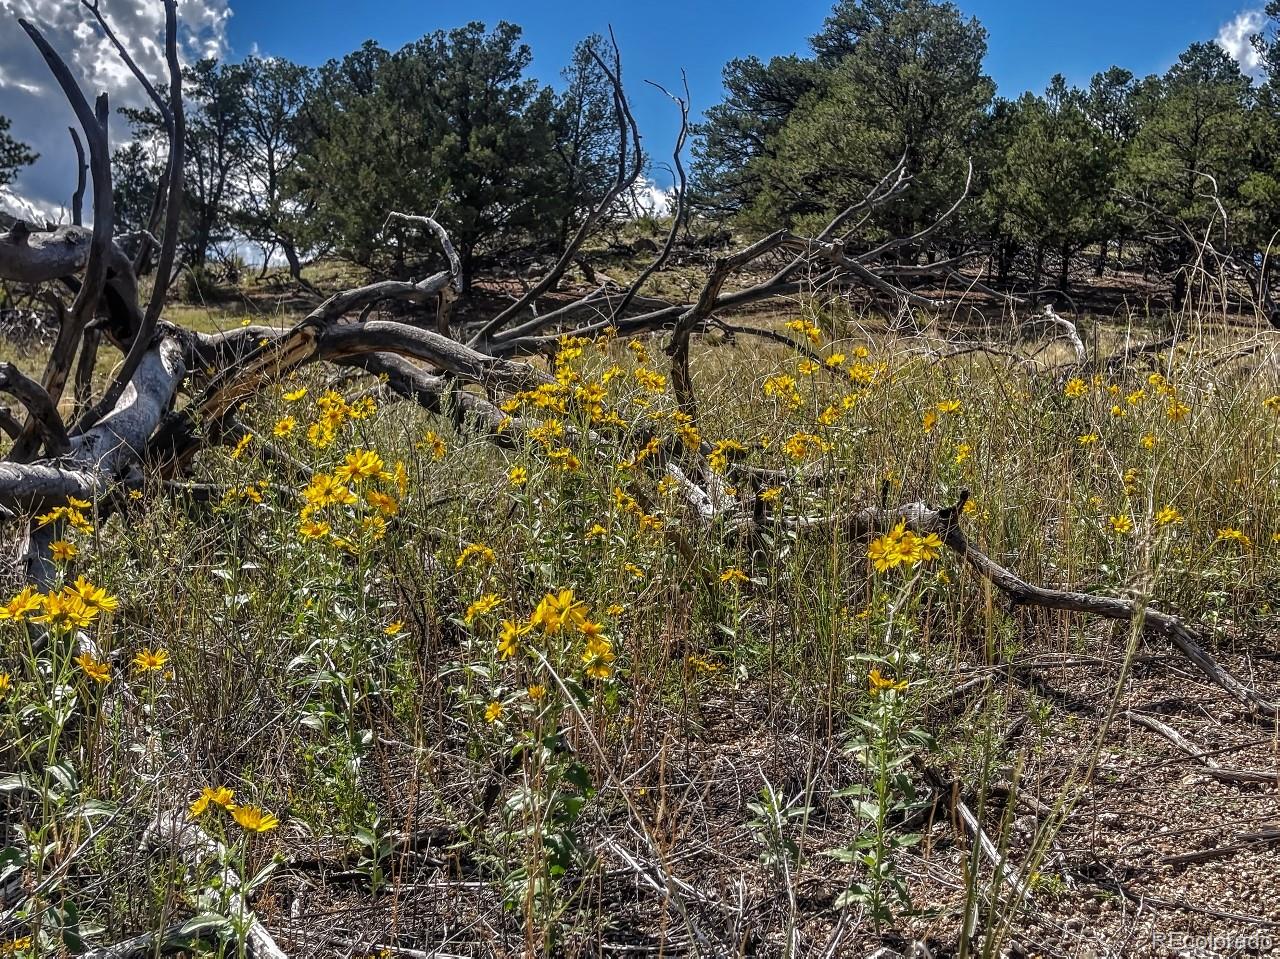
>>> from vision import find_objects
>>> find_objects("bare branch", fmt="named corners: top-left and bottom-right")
top-left (74, 0), bottom-right (185, 435)
top-left (610, 73), bottom-right (690, 319)
top-left (469, 30), bottom-right (643, 348)
top-left (69, 127), bottom-right (87, 226)
top-left (0, 363), bottom-right (70, 456)
top-left (11, 20), bottom-right (114, 460)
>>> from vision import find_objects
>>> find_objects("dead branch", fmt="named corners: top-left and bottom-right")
top-left (1123, 711), bottom-right (1277, 785)
top-left (73, 0), bottom-right (184, 435)
top-left (916, 760), bottom-right (1032, 903)
top-left (69, 127), bottom-right (87, 226)
top-left (468, 29), bottom-right (643, 348)
top-left (10, 21), bottom-right (113, 461)
top-left (611, 74), bottom-right (689, 319)
top-left (774, 493), bottom-right (1280, 720)
top-left (0, 362), bottom-right (69, 456)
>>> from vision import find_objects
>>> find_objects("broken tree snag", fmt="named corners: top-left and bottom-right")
top-left (144, 812), bottom-right (289, 959)
top-left (15, 338), bottom-right (185, 582)
top-left (11, 23), bottom-right (114, 463)
top-left (148, 274), bottom-right (543, 473)
top-left (663, 230), bottom-right (791, 419)
top-left (383, 212), bottom-right (462, 335)
top-left (74, 0), bottom-right (184, 436)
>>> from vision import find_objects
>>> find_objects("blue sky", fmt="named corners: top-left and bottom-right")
top-left (0, 0), bottom-right (1266, 212)
top-left (228, 0), bottom-right (1261, 175)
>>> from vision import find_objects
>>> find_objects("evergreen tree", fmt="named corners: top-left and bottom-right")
top-left (548, 37), bottom-right (623, 255)
top-left (693, 0), bottom-right (993, 240)
top-left (296, 23), bottom-right (560, 291)
top-left (121, 58), bottom-right (251, 268)
top-left (233, 55), bottom-right (315, 279)
top-left (985, 77), bottom-right (1112, 292)
top-left (0, 114), bottom-right (36, 190)
top-left (110, 140), bottom-right (162, 237)
top-left (689, 54), bottom-right (824, 216)
top-left (1126, 43), bottom-right (1253, 304)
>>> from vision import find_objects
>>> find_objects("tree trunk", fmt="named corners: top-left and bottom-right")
top-left (1058, 244), bottom-right (1071, 293)
top-left (1095, 241), bottom-right (1107, 278)
top-left (997, 238), bottom-right (1013, 286)
top-left (1031, 245), bottom-right (1045, 304)
top-left (282, 241), bottom-right (303, 282)
top-left (1172, 268), bottom-right (1188, 312)
top-left (460, 245), bottom-right (474, 295)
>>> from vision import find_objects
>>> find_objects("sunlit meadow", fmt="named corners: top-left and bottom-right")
top-left (1, 299), bottom-right (1278, 955)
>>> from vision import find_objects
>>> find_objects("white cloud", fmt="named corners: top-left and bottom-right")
top-left (0, 0), bottom-right (232, 214)
top-left (0, 183), bottom-right (62, 222)
top-left (629, 176), bottom-right (673, 218)
top-left (1217, 8), bottom-right (1266, 79)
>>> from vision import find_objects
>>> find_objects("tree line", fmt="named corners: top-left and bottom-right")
top-left (2, 0), bottom-right (1279, 306)
top-left (695, 0), bottom-right (1280, 306)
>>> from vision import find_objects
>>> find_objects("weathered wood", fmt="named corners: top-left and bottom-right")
top-left (1124, 711), bottom-right (1277, 785)
top-left (144, 812), bottom-right (288, 959)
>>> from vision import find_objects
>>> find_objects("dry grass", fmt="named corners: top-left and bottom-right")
top-left (0, 290), bottom-right (1278, 958)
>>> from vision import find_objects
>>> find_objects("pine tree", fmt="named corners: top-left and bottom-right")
top-left (0, 114), bottom-right (36, 190)
top-left (985, 77), bottom-right (1112, 292)
top-left (295, 23), bottom-right (561, 291)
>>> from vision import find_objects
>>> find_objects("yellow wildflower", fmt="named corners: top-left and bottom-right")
top-left (1216, 528), bottom-right (1251, 549)
top-left (189, 786), bottom-right (236, 817)
top-left (456, 542), bottom-right (496, 570)
top-left (74, 652), bottom-right (111, 683)
top-left (364, 489), bottom-right (399, 517)
top-left (868, 667), bottom-right (908, 695)
top-left (232, 805), bottom-right (280, 833)
top-left (529, 589), bottom-right (587, 635)
top-left (132, 648), bottom-right (169, 673)
top-left (497, 620), bottom-right (525, 659)
top-left (0, 586), bottom-right (42, 622)
top-left (50, 540), bottom-right (78, 562)
top-left (67, 577), bottom-right (119, 613)
top-left (423, 431), bottom-right (447, 460)
top-left (463, 593), bottom-right (503, 625)
top-left (334, 449), bottom-right (387, 484)
top-left (782, 432), bottom-right (829, 461)
top-left (37, 593), bottom-right (96, 631)
top-left (299, 518), bottom-right (331, 539)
